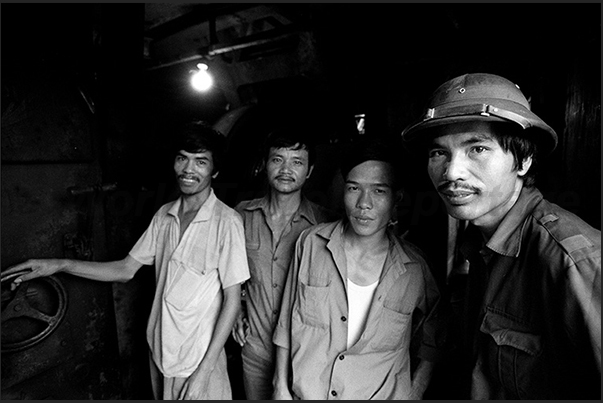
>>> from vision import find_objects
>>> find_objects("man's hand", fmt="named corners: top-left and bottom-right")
top-left (408, 359), bottom-right (435, 400)
top-left (272, 384), bottom-right (294, 400)
top-left (231, 309), bottom-right (250, 347)
top-left (178, 363), bottom-right (212, 400)
top-left (2, 259), bottom-right (64, 290)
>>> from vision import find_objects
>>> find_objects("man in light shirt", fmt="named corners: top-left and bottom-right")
top-left (3, 121), bottom-right (250, 400)
top-left (272, 138), bottom-right (445, 399)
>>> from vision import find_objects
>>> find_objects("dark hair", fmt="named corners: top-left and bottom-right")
top-left (263, 127), bottom-right (316, 167)
top-left (340, 138), bottom-right (403, 191)
top-left (173, 121), bottom-right (226, 174)
top-left (415, 121), bottom-right (540, 187)
top-left (490, 123), bottom-right (539, 188)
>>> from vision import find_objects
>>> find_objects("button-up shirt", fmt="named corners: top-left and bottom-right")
top-left (129, 189), bottom-right (250, 378)
top-left (235, 195), bottom-right (336, 362)
top-left (459, 186), bottom-right (601, 399)
top-left (273, 220), bottom-right (443, 400)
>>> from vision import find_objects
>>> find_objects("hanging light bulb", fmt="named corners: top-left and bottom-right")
top-left (191, 62), bottom-right (213, 92)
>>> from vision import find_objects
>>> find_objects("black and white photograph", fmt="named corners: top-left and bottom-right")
top-left (1, 3), bottom-right (600, 400)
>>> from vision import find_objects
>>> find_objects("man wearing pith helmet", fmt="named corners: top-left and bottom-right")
top-left (402, 73), bottom-right (601, 399)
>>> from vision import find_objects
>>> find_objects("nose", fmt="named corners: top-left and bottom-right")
top-left (356, 189), bottom-right (372, 210)
top-left (279, 160), bottom-right (293, 173)
top-left (183, 159), bottom-right (195, 172)
top-left (443, 152), bottom-right (468, 181)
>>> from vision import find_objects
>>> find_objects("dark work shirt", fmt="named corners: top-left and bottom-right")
top-left (459, 187), bottom-right (601, 399)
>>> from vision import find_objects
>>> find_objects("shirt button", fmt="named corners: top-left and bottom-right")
top-left (273, 283), bottom-right (278, 288)
top-left (273, 256), bottom-right (278, 261)
top-left (341, 316), bottom-right (347, 322)
top-left (331, 390), bottom-right (337, 397)
top-left (338, 355), bottom-right (344, 360)
top-left (273, 309), bottom-right (278, 315)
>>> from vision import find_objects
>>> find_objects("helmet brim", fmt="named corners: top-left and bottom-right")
top-left (402, 113), bottom-right (558, 156)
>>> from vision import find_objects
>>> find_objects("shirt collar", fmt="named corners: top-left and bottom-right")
top-left (318, 220), bottom-right (417, 275)
top-left (167, 188), bottom-right (218, 223)
top-left (241, 193), bottom-right (320, 225)
top-left (472, 187), bottom-right (544, 257)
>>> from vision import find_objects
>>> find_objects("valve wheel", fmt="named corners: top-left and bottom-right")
top-left (1, 271), bottom-right (68, 353)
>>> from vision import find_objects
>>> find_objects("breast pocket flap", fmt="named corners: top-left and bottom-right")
top-left (480, 311), bottom-right (542, 356)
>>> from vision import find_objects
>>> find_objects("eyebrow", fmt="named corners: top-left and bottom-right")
top-left (461, 134), bottom-right (495, 146)
top-left (269, 150), bottom-right (308, 158)
top-left (345, 179), bottom-right (392, 188)
top-left (177, 152), bottom-right (210, 161)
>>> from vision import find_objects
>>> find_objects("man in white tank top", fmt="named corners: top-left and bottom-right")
top-left (272, 138), bottom-right (445, 400)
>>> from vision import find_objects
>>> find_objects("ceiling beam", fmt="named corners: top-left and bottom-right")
top-left (144, 3), bottom-right (257, 41)
top-left (145, 23), bottom-right (303, 71)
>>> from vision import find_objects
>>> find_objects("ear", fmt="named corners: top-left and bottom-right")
top-left (518, 155), bottom-right (533, 177)
top-left (394, 189), bottom-right (404, 208)
top-left (212, 170), bottom-right (220, 179)
top-left (253, 159), bottom-right (266, 178)
top-left (306, 165), bottom-right (315, 179)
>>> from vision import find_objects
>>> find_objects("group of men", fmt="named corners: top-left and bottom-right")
top-left (3, 73), bottom-right (600, 400)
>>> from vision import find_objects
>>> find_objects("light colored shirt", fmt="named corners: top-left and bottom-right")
top-left (129, 188), bottom-right (250, 378)
top-left (346, 278), bottom-right (378, 349)
top-left (273, 220), bottom-right (443, 400)
top-left (235, 195), bottom-right (336, 362)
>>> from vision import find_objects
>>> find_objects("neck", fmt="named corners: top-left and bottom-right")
top-left (180, 187), bottom-right (211, 214)
top-left (268, 190), bottom-right (302, 216)
top-left (343, 224), bottom-right (389, 252)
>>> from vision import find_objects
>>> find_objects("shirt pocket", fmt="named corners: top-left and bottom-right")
top-left (245, 241), bottom-right (261, 282)
top-left (297, 274), bottom-right (330, 329)
top-left (374, 307), bottom-right (411, 351)
top-left (479, 309), bottom-right (544, 398)
top-left (164, 261), bottom-right (210, 312)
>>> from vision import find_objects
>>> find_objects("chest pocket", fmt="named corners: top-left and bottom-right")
top-left (479, 309), bottom-right (545, 398)
top-left (368, 290), bottom-right (412, 352)
top-left (164, 228), bottom-right (219, 313)
top-left (297, 273), bottom-right (330, 329)
top-left (164, 260), bottom-right (217, 312)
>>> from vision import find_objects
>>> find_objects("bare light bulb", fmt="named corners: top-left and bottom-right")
top-left (191, 63), bottom-right (213, 91)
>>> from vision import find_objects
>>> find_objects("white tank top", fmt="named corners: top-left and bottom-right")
top-left (346, 278), bottom-right (379, 349)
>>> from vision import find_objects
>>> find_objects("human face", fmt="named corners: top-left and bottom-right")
top-left (174, 149), bottom-right (217, 197)
top-left (427, 121), bottom-right (531, 234)
top-left (344, 160), bottom-right (397, 240)
top-left (266, 145), bottom-right (313, 195)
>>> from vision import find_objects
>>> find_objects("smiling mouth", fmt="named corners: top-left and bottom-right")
top-left (179, 176), bottom-right (198, 184)
top-left (353, 216), bottom-right (373, 224)
top-left (440, 189), bottom-right (476, 204)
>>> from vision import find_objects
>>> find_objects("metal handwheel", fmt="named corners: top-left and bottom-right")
top-left (1, 270), bottom-right (68, 353)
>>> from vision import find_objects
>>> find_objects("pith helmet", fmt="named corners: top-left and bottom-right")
top-left (401, 73), bottom-right (558, 155)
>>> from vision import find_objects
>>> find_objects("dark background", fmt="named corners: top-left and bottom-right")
top-left (1, 3), bottom-right (600, 399)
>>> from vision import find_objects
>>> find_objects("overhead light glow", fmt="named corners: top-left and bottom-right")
top-left (191, 63), bottom-right (213, 92)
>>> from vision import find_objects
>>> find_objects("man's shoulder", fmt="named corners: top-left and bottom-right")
top-left (529, 197), bottom-right (601, 261)
top-left (305, 199), bottom-right (340, 223)
top-left (212, 197), bottom-right (245, 223)
top-left (234, 197), bottom-right (264, 214)
top-left (299, 220), bottom-right (339, 242)
top-left (392, 235), bottom-right (431, 269)
top-left (152, 199), bottom-right (178, 217)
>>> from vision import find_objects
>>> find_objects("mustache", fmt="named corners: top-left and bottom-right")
top-left (437, 181), bottom-right (479, 193)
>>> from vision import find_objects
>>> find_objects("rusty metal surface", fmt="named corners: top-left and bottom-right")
top-left (1, 275), bottom-right (123, 399)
